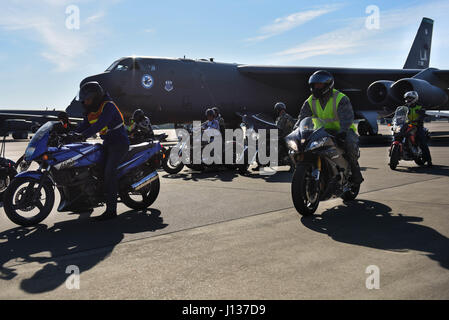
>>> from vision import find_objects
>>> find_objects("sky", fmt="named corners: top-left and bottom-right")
top-left (0, 0), bottom-right (448, 109)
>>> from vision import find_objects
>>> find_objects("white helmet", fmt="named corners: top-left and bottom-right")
top-left (404, 91), bottom-right (419, 106)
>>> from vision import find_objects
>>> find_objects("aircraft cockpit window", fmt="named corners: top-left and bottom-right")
top-left (107, 58), bottom-right (141, 72)
top-left (115, 58), bottom-right (133, 71)
top-left (105, 60), bottom-right (120, 72)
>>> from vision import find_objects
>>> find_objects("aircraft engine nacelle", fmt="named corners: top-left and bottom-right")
top-left (367, 80), bottom-right (396, 105)
top-left (390, 78), bottom-right (448, 107)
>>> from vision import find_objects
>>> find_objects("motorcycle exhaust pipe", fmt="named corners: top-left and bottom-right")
top-left (132, 171), bottom-right (159, 191)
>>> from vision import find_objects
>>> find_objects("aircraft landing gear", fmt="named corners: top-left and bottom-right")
top-left (357, 121), bottom-right (375, 136)
top-left (12, 131), bottom-right (28, 140)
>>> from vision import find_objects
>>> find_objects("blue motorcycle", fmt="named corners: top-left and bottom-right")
top-left (3, 121), bottom-right (162, 226)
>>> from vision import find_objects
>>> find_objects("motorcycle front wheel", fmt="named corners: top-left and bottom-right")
top-left (389, 145), bottom-right (400, 170)
top-left (119, 176), bottom-right (160, 210)
top-left (3, 177), bottom-right (55, 226)
top-left (291, 164), bottom-right (320, 216)
top-left (341, 183), bottom-right (360, 201)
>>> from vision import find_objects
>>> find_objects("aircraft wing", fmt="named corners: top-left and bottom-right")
top-left (0, 111), bottom-right (82, 122)
top-left (237, 65), bottom-right (418, 91)
top-left (425, 110), bottom-right (449, 118)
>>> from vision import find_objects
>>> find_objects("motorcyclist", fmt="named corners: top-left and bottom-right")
top-left (75, 81), bottom-right (130, 221)
top-left (274, 102), bottom-right (296, 171)
top-left (404, 91), bottom-right (432, 166)
top-left (298, 70), bottom-right (364, 185)
top-left (127, 108), bottom-right (154, 142)
top-left (201, 108), bottom-right (220, 145)
top-left (212, 107), bottom-right (226, 135)
top-left (202, 108), bottom-right (220, 131)
top-left (274, 102), bottom-right (295, 138)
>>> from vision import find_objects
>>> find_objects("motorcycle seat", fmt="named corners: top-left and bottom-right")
top-left (124, 142), bottom-right (152, 161)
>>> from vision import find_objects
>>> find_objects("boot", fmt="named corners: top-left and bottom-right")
top-left (349, 161), bottom-right (364, 185)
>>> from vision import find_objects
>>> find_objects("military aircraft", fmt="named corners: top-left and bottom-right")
top-left (3, 17), bottom-right (448, 138)
top-left (65, 17), bottom-right (449, 136)
top-left (0, 109), bottom-right (62, 139)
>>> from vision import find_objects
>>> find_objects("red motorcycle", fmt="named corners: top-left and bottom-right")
top-left (389, 106), bottom-right (426, 170)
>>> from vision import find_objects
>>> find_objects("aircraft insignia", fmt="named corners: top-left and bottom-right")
top-left (142, 74), bottom-right (154, 89)
top-left (165, 80), bottom-right (174, 92)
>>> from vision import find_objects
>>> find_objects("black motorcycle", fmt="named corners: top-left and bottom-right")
top-left (239, 113), bottom-right (295, 171)
top-left (0, 137), bottom-right (17, 201)
top-left (285, 117), bottom-right (359, 216)
top-left (163, 123), bottom-right (249, 174)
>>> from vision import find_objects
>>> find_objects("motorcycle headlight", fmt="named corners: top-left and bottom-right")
top-left (287, 139), bottom-right (299, 152)
top-left (392, 125), bottom-right (401, 134)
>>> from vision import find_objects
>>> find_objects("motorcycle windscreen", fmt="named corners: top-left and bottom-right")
top-left (24, 121), bottom-right (57, 161)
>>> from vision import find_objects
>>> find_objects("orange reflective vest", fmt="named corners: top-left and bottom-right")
top-left (88, 101), bottom-right (124, 135)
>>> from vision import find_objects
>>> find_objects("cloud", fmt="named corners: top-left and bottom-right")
top-left (85, 12), bottom-right (105, 24)
top-left (246, 5), bottom-right (341, 43)
top-left (0, 1), bottom-right (109, 72)
top-left (274, 0), bottom-right (449, 63)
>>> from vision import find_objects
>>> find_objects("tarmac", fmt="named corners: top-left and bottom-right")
top-left (0, 123), bottom-right (448, 299)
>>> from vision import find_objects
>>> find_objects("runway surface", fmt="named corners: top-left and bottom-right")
top-left (0, 123), bottom-right (448, 299)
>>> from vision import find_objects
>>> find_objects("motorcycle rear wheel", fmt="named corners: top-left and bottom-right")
top-left (414, 158), bottom-right (425, 166)
top-left (119, 176), bottom-right (160, 210)
top-left (162, 148), bottom-right (184, 174)
top-left (3, 177), bottom-right (54, 226)
top-left (291, 164), bottom-right (320, 216)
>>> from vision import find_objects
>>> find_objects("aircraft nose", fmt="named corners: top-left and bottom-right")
top-left (80, 73), bottom-right (110, 88)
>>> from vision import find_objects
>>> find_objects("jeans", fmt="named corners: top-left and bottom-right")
top-left (103, 142), bottom-right (129, 212)
top-left (416, 126), bottom-right (431, 163)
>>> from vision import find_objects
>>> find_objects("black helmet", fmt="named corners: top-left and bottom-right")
top-left (274, 102), bottom-right (286, 116)
top-left (57, 111), bottom-right (69, 123)
top-left (205, 108), bottom-right (215, 118)
top-left (308, 70), bottom-right (334, 99)
top-left (212, 107), bottom-right (220, 116)
top-left (77, 81), bottom-right (104, 112)
top-left (132, 109), bottom-right (145, 122)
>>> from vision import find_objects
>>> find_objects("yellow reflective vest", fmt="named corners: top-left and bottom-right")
top-left (307, 89), bottom-right (357, 133)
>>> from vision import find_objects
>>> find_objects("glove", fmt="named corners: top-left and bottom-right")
top-left (336, 131), bottom-right (346, 145)
top-left (71, 132), bottom-right (85, 141)
top-left (337, 131), bottom-right (346, 140)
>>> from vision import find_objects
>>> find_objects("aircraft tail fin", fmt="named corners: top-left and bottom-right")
top-left (403, 17), bottom-right (433, 69)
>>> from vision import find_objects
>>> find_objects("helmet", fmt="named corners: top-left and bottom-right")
top-left (404, 91), bottom-right (419, 106)
top-left (57, 111), bottom-right (69, 123)
top-left (132, 109), bottom-right (145, 122)
top-left (308, 70), bottom-right (334, 99)
top-left (274, 102), bottom-right (286, 116)
top-left (212, 107), bottom-right (220, 116)
top-left (77, 81), bottom-right (104, 112)
top-left (205, 108), bottom-right (215, 118)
